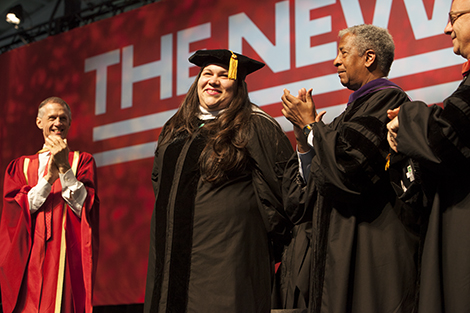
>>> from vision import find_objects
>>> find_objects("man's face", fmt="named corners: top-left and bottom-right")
top-left (445, 0), bottom-right (470, 59)
top-left (333, 33), bottom-right (370, 91)
top-left (36, 102), bottom-right (71, 141)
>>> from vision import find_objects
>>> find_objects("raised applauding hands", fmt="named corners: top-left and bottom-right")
top-left (44, 135), bottom-right (71, 184)
top-left (281, 87), bottom-right (326, 152)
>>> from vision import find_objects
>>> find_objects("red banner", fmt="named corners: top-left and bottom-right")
top-left (0, 0), bottom-right (460, 305)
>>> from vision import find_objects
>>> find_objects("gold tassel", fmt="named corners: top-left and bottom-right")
top-left (385, 153), bottom-right (391, 171)
top-left (228, 51), bottom-right (238, 80)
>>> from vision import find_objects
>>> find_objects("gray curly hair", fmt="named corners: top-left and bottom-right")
top-left (338, 24), bottom-right (395, 76)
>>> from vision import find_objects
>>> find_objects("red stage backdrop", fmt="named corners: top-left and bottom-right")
top-left (0, 0), bottom-right (461, 306)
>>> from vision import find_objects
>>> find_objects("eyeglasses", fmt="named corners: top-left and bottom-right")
top-left (449, 9), bottom-right (470, 25)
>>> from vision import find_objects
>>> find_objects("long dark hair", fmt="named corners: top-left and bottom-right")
top-left (160, 68), bottom-right (253, 183)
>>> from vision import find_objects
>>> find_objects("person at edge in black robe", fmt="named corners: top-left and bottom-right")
top-left (387, 0), bottom-right (470, 311)
top-left (143, 49), bottom-right (293, 313)
top-left (278, 24), bottom-right (421, 313)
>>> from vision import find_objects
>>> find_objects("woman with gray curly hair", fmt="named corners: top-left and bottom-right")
top-left (279, 24), bottom-right (419, 313)
top-left (338, 24), bottom-right (395, 77)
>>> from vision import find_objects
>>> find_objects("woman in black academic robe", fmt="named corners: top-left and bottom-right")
top-left (144, 49), bottom-right (293, 313)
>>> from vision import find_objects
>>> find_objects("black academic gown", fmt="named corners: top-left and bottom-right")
top-left (283, 81), bottom-right (420, 313)
top-left (394, 74), bottom-right (470, 313)
top-left (144, 107), bottom-right (293, 313)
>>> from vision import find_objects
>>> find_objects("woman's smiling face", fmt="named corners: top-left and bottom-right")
top-left (197, 64), bottom-right (236, 112)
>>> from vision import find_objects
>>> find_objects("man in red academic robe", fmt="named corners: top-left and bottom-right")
top-left (0, 97), bottom-right (99, 313)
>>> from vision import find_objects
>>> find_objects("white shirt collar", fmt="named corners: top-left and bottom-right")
top-left (198, 105), bottom-right (225, 120)
top-left (39, 144), bottom-right (50, 155)
top-left (38, 145), bottom-right (51, 177)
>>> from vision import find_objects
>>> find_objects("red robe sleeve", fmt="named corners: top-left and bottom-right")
top-left (0, 156), bottom-right (35, 313)
top-left (74, 152), bottom-right (100, 313)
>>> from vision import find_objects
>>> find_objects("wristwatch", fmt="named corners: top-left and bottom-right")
top-left (302, 123), bottom-right (315, 138)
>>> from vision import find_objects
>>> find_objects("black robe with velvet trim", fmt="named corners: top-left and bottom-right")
top-left (394, 75), bottom-right (470, 313)
top-left (144, 108), bottom-right (293, 313)
top-left (283, 85), bottom-right (421, 313)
